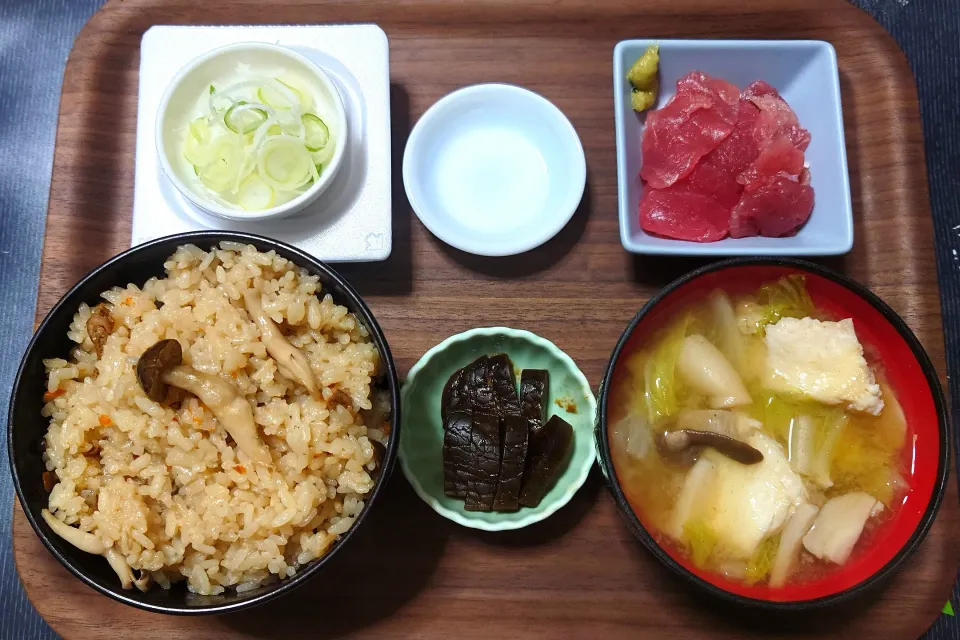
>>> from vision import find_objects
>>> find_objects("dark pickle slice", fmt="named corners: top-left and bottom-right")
top-left (488, 354), bottom-right (520, 415)
top-left (441, 360), bottom-right (473, 423)
top-left (467, 357), bottom-right (497, 416)
top-left (442, 411), bottom-right (473, 499)
top-left (464, 412), bottom-right (501, 511)
top-left (520, 370), bottom-right (549, 438)
top-left (519, 415), bottom-right (574, 508)
top-left (493, 413), bottom-right (528, 512)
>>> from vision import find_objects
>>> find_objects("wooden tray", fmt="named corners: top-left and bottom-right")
top-left (14, 0), bottom-right (959, 637)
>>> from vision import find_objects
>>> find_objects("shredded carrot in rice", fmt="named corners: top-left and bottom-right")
top-left (234, 465), bottom-right (246, 474)
top-left (193, 415), bottom-right (203, 425)
top-left (123, 296), bottom-right (133, 305)
top-left (43, 389), bottom-right (65, 402)
top-left (98, 414), bottom-right (112, 427)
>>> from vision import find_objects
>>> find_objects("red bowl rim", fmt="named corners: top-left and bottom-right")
top-left (595, 257), bottom-right (950, 610)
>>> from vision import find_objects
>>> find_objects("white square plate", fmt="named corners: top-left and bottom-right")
top-left (134, 24), bottom-right (392, 261)
top-left (613, 39), bottom-right (853, 256)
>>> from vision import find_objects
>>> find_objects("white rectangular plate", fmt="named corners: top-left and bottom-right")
top-left (613, 39), bottom-right (853, 256)
top-left (134, 24), bottom-right (392, 261)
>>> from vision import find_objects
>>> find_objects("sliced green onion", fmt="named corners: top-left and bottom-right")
top-left (257, 136), bottom-right (313, 191)
top-left (302, 114), bottom-right (329, 152)
top-left (184, 117), bottom-right (213, 166)
top-left (184, 73), bottom-right (337, 211)
top-left (189, 117), bottom-right (210, 140)
top-left (224, 102), bottom-right (267, 134)
top-left (257, 79), bottom-right (301, 110)
top-left (283, 78), bottom-right (313, 110)
top-left (198, 136), bottom-right (242, 191)
top-left (278, 79), bottom-right (302, 97)
top-left (209, 92), bottom-right (233, 115)
top-left (238, 174), bottom-right (275, 210)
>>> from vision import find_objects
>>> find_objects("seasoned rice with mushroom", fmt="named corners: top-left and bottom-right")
top-left (40, 243), bottom-right (388, 595)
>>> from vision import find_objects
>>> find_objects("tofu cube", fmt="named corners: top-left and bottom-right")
top-left (765, 317), bottom-right (883, 415)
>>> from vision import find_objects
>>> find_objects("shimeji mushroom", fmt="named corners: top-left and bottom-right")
top-left (103, 548), bottom-right (134, 590)
top-left (136, 339), bottom-right (271, 465)
top-left (242, 290), bottom-right (319, 398)
top-left (43, 510), bottom-right (151, 592)
top-left (85, 303), bottom-right (114, 358)
top-left (657, 429), bottom-right (764, 466)
top-left (42, 509), bottom-right (105, 554)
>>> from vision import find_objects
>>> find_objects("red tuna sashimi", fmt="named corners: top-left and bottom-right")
top-left (677, 71), bottom-right (742, 104)
top-left (639, 72), bottom-right (740, 189)
top-left (689, 98), bottom-right (763, 205)
top-left (737, 137), bottom-right (805, 191)
top-left (729, 174), bottom-right (814, 238)
top-left (681, 160), bottom-right (743, 209)
top-left (749, 93), bottom-right (811, 152)
top-left (639, 187), bottom-right (730, 242)
top-left (700, 99), bottom-right (761, 177)
top-left (737, 81), bottom-right (810, 192)
top-left (741, 80), bottom-right (780, 100)
top-left (641, 99), bottom-right (762, 237)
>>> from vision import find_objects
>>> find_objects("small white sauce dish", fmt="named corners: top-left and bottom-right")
top-left (403, 83), bottom-right (586, 257)
top-left (156, 42), bottom-right (348, 222)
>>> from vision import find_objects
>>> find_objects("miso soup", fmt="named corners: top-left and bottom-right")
top-left (607, 276), bottom-right (911, 589)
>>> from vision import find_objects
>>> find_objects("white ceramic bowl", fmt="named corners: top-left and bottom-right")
top-left (156, 42), bottom-right (348, 222)
top-left (403, 84), bottom-right (587, 256)
top-left (613, 39), bottom-right (853, 256)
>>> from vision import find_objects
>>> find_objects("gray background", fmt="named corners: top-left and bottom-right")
top-left (1, 0), bottom-right (957, 638)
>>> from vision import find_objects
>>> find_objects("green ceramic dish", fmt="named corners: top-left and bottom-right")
top-left (399, 327), bottom-right (597, 530)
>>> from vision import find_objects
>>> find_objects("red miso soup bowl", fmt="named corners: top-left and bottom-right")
top-left (594, 257), bottom-right (949, 610)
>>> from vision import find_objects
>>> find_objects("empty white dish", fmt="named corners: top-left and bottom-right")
top-left (156, 41), bottom-right (348, 222)
top-left (403, 83), bottom-right (586, 256)
top-left (613, 39), bottom-right (853, 256)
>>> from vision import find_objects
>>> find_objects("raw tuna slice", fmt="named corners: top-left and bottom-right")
top-left (677, 71), bottom-right (742, 105)
top-left (737, 137), bottom-right (805, 191)
top-left (700, 99), bottom-right (762, 178)
top-left (749, 94), bottom-right (811, 152)
top-left (729, 174), bottom-right (814, 238)
top-left (685, 99), bottom-right (763, 206)
top-left (640, 72), bottom-right (740, 189)
top-left (737, 81), bottom-right (811, 195)
top-left (639, 187), bottom-right (730, 242)
top-left (741, 80), bottom-right (780, 100)
top-left (640, 98), bottom-right (762, 239)
top-left (681, 160), bottom-right (743, 209)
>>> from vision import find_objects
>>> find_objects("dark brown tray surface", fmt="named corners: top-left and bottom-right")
top-left (14, 0), bottom-right (959, 638)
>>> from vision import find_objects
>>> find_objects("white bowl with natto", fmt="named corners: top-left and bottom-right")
top-left (155, 42), bottom-right (348, 222)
